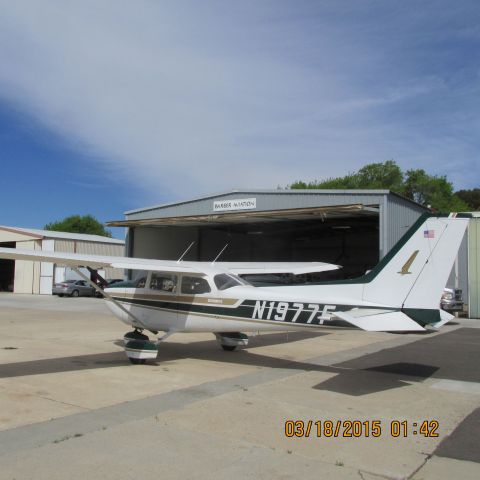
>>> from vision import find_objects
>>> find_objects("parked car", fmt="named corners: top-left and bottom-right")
top-left (441, 288), bottom-right (463, 313)
top-left (53, 280), bottom-right (95, 297)
top-left (94, 278), bottom-right (126, 297)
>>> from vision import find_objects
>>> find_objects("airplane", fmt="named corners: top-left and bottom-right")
top-left (0, 212), bottom-right (470, 364)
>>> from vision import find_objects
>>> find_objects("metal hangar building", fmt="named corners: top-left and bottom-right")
top-left (108, 189), bottom-right (429, 281)
top-left (0, 226), bottom-right (125, 295)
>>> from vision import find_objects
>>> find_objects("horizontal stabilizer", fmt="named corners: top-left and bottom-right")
top-left (434, 310), bottom-right (455, 329)
top-left (334, 310), bottom-right (425, 332)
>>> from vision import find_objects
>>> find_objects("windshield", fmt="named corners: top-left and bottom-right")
top-left (214, 273), bottom-right (249, 290)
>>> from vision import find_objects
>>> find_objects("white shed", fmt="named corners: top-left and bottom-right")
top-left (0, 226), bottom-right (125, 295)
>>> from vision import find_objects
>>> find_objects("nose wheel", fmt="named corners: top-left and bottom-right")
top-left (124, 329), bottom-right (158, 364)
top-left (129, 357), bottom-right (147, 365)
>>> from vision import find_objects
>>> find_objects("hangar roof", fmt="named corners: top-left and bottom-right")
top-left (107, 189), bottom-right (427, 227)
top-left (0, 226), bottom-right (124, 244)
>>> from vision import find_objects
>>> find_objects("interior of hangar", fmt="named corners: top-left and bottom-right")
top-left (108, 190), bottom-right (429, 281)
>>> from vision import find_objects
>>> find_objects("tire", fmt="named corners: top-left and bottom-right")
top-left (71, 290), bottom-right (80, 298)
top-left (58, 294), bottom-right (64, 297)
top-left (221, 345), bottom-right (236, 351)
top-left (129, 358), bottom-right (146, 365)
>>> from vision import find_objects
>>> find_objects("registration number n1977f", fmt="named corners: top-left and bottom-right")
top-left (251, 301), bottom-right (336, 325)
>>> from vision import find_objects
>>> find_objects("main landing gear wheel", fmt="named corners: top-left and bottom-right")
top-left (215, 332), bottom-right (249, 351)
top-left (221, 345), bottom-right (237, 351)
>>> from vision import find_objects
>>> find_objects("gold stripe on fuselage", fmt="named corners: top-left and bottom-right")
top-left (111, 292), bottom-right (239, 306)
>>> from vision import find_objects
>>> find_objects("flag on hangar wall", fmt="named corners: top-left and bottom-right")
top-left (424, 230), bottom-right (435, 238)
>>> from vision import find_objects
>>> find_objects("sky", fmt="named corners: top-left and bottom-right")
top-left (0, 0), bottom-right (479, 238)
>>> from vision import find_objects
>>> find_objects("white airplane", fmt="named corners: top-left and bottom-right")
top-left (0, 213), bottom-right (470, 364)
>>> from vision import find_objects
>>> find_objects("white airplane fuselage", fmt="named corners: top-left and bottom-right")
top-left (104, 279), bottom-right (390, 334)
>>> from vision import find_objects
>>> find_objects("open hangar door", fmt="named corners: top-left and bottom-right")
top-left (127, 205), bottom-right (380, 280)
top-left (0, 242), bottom-right (15, 292)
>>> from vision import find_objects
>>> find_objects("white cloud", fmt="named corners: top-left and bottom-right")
top-left (0, 0), bottom-right (478, 202)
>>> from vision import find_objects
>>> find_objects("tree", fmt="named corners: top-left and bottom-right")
top-left (455, 188), bottom-right (480, 210)
top-left (402, 169), bottom-right (468, 212)
top-left (44, 215), bottom-right (112, 237)
top-left (290, 160), bottom-right (403, 191)
top-left (290, 160), bottom-right (470, 212)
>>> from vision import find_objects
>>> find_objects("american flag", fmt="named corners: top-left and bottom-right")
top-left (424, 230), bottom-right (435, 238)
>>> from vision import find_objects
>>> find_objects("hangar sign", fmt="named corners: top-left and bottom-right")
top-left (213, 198), bottom-right (257, 212)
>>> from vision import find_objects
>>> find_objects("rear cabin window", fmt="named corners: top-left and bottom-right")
top-left (150, 273), bottom-right (177, 293)
top-left (181, 276), bottom-right (211, 295)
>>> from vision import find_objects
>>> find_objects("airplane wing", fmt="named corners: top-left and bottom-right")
top-left (0, 247), bottom-right (339, 276)
top-left (0, 247), bottom-right (204, 273)
top-left (203, 261), bottom-right (340, 275)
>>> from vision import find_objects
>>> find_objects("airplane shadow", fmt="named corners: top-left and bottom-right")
top-left (2, 329), bottom-right (473, 398)
top-left (0, 331), bottom-right (335, 379)
top-left (314, 328), bottom-right (480, 396)
top-left (313, 362), bottom-right (439, 396)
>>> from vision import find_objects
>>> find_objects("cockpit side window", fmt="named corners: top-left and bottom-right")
top-left (181, 276), bottom-right (211, 294)
top-left (214, 273), bottom-right (246, 290)
top-left (150, 272), bottom-right (178, 293)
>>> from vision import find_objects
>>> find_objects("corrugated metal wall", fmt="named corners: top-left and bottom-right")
top-left (384, 194), bottom-right (426, 254)
top-left (469, 217), bottom-right (480, 318)
top-left (54, 240), bottom-right (75, 253)
top-left (55, 241), bottom-right (125, 279)
top-left (13, 240), bottom-right (42, 294)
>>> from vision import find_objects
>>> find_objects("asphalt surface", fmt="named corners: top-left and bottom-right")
top-left (0, 294), bottom-right (479, 479)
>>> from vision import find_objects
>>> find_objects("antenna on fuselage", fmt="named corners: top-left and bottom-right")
top-left (212, 244), bottom-right (229, 264)
top-left (177, 242), bottom-right (195, 263)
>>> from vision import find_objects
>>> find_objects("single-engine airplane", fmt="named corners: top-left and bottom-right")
top-left (0, 213), bottom-right (470, 363)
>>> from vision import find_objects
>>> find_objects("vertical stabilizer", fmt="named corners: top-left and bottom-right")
top-left (361, 214), bottom-right (469, 310)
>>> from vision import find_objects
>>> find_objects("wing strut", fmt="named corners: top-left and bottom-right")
top-left (71, 267), bottom-right (147, 329)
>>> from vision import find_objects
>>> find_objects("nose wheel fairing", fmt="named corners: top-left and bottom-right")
top-left (124, 339), bottom-right (158, 364)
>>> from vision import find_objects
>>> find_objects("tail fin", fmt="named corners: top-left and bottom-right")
top-left (361, 213), bottom-right (469, 313)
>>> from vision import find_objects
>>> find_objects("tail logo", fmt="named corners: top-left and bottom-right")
top-left (398, 250), bottom-right (419, 275)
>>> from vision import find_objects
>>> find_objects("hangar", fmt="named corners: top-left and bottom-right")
top-left (0, 226), bottom-right (124, 295)
top-left (108, 189), bottom-right (480, 317)
top-left (108, 189), bottom-right (428, 280)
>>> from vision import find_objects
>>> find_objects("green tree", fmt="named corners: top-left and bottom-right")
top-left (290, 160), bottom-right (403, 191)
top-left (455, 188), bottom-right (480, 210)
top-left (44, 215), bottom-right (112, 237)
top-left (403, 169), bottom-right (468, 211)
top-left (290, 160), bottom-right (470, 212)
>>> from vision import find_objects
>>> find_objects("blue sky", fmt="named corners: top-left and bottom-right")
top-left (0, 0), bottom-right (479, 238)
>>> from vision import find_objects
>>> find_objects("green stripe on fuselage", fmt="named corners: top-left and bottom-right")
top-left (111, 296), bottom-right (401, 327)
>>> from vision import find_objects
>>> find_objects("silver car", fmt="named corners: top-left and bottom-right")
top-left (441, 288), bottom-right (463, 313)
top-left (53, 280), bottom-right (95, 297)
